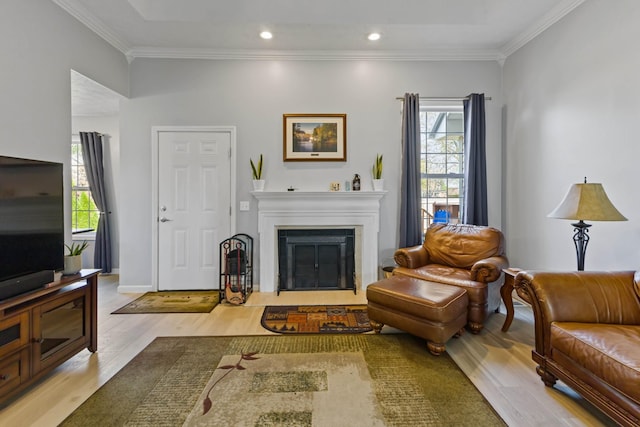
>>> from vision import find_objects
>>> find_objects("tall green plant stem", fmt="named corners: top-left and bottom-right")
top-left (250, 154), bottom-right (263, 180)
top-left (372, 154), bottom-right (383, 179)
top-left (65, 241), bottom-right (89, 256)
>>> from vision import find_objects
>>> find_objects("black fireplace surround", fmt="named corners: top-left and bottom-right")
top-left (277, 229), bottom-right (355, 293)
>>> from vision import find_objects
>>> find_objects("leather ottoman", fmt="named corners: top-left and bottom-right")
top-left (366, 276), bottom-right (468, 355)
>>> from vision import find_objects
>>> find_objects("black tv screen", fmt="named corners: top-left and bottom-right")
top-left (0, 155), bottom-right (64, 284)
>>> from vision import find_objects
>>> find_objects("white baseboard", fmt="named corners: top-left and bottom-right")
top-left (117, 284), bottom-right (153, 293)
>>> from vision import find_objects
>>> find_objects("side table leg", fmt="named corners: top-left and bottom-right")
top-left (500, 273), bottom-right (515, 332)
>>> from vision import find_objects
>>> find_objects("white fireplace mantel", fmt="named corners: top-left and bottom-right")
top-left (252, 191), bottom-right (386, 292)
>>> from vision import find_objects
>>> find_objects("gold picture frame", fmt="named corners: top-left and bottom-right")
top-left (283, 114), bottom-right (346, 161)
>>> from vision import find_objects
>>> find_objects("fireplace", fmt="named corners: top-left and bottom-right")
top-left (252, 191), bottom-right (385, 293)
top-left (278, 229), bottom-right (355, 293)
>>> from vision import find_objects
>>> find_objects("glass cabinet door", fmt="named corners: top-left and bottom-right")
top-left (32, 287), bottom-right (89, 372)
top-left (0, 312), bottom-right (29, 359)
top-left (39, 296), bottom-right (85, 359)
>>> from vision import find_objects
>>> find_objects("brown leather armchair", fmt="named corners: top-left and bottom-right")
top-left (515, 271), bottom-right (640, 427)
top-left (393, 223), bottom-right (508, 333)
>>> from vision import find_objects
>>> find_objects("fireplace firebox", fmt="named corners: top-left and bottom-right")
top-left (277, 229), bottom-right (355, 294)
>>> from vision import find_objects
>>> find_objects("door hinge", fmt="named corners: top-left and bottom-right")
top-left (229, 206), bottom-right (232, 216)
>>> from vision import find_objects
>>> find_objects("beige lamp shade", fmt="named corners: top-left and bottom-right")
top-left (548, 182), bottom-right (627, 221)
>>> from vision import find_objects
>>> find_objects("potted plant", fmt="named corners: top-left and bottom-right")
top-left (63, 241), bottom-right (89, 275)
top-left (372, 153), bottom-right (384, 191)
top-left (250, 154), bottom-right (265, 191)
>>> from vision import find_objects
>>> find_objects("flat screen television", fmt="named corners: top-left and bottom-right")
top-left (0, 155), bottom-right (64, 300)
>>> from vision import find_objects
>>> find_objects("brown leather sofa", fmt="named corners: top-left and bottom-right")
top-left (393, 223), bottom-right (508, 333)
top-left (515, 271), bottom-right (640, 427)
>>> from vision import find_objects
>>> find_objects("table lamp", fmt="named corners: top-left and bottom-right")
top-left (548, 178), bottom-right (627, 271)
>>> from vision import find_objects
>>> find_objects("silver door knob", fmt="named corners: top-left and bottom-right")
top-left (159, 217), bottom-right (173, 223)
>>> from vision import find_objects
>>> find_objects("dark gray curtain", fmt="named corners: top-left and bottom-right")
top-left (399, 93), bottom-right (423, 247)
top-left (79, 131), bottom-right (112, 273)
top-left (462, 93), bottom-right (488, 225)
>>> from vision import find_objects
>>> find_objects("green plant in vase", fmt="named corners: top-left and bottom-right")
top-left (63, 241), bottom-right (89, 275)
top-left (372, 154), bottom-right (384, 191)
top-left (250, 154), bottom-right (265, 191)
top-left (372, 154), bottom-right (383, 179)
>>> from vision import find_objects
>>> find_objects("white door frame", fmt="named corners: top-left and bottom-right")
top-left (151, 126), bottom-right (237, 292)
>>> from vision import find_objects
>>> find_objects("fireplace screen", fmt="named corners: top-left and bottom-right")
top-left (277, 229), bottom-right (355, 294)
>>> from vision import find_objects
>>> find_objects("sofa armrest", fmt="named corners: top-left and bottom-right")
top-left (470, 256), bottom-right (509, 282)
top-left (394, 245), bottom-right (429, 269)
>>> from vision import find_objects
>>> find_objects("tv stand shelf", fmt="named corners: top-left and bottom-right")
top-left (0, 269), bottom-right (99, 405)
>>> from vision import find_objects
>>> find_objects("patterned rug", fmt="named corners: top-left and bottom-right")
top-left (261, 304), bottom-right (372, 333)
top-left (60, 335), bottom-right (505, 426)
top-left (111, 291), bottom-right (219, 314)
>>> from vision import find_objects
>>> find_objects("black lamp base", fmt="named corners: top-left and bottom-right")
top-left (571, 220), bottom-right (591, 271)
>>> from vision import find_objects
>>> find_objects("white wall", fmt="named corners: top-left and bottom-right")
top-left (0, 1), bottom-right (128, 248)
top-left (9, 0), bottom-right (636, 287)
top-left (503, 0), bottom-right (640, 270)
top-left (72, 115), bottom-right (121, 270)
top-left (119, 59), bottom-right (503, 289)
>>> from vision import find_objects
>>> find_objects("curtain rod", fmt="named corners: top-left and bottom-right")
top-left (396, 96), bottom-right (491, 101)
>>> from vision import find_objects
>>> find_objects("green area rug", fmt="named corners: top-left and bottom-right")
top-left (261, 304), bottom-right (373, 333)
top-left (61, 334), bottom-right (505, 426)
top-left (111, 291), bottom-right (219, 314)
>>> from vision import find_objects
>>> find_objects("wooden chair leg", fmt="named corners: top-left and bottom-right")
top-left (369, 319), bottom-right (384, 334)
top-left (427, 341), bottom-right (446, 356)
top-left (468, 322), bottom-right (483, 334)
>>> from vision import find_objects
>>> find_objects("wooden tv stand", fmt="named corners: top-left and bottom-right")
top-left (0, 269), bottom-right (100, 405)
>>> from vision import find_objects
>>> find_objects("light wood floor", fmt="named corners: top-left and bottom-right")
top-left (0, 275), bottom-right (614, 426)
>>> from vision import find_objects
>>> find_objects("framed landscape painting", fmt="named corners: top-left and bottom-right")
top-left (283, 114), bottom-right (346, 161)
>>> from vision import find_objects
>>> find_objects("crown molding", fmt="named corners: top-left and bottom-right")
top-left (53, 0), bottom-right (131, 54)
top-left (126, 47), bottom-right (502, 62)
top-left (54, 0), bottom-right (584, 63)
top-left (500, 0), bottom-right (586, 57)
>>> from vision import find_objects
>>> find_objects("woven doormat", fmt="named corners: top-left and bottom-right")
top-left (112, 291), bottom-right (219, 314)
top-left (261, 304), bottom-right (372, 334)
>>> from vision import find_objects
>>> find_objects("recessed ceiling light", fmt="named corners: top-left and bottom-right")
top-left (260, 31), bottom-right (273, 40)
top-left (368, 32), bottom-right (381, 41)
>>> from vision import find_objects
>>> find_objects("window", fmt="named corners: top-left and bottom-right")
top-left (71, 136), bottom-right (99, 237)
top-left (420, 107), bottom-right (464, 230)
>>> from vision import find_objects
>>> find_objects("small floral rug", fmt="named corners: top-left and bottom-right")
top-left (111, 291), bottom-right (219, 314)
top-left (261, 304), bottom-right (372, 333)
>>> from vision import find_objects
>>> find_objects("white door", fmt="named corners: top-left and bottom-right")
top-left (156, 130), bottom-right (232, 291)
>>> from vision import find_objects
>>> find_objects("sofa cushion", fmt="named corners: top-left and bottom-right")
top-left (367, 276), bottom-right (468, 324)
top-left (532, 272), bottom-right (640, 325)
top-left (423, 224), bottom-right (504, 269)
top-left (551, 322), bottom-right (640, 404)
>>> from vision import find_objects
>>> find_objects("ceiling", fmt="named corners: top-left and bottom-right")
top-left (62, 0), bottom-right (585, 116)
top-left (71, 70), bottom-right (122, 117)
top-left (55, 0), bottom-right (585, 61)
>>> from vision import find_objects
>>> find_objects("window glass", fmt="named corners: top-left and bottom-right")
top-left (420, 109), bottom-right (464, 230)
top-left (71, 137), bottom-right (99, 236)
